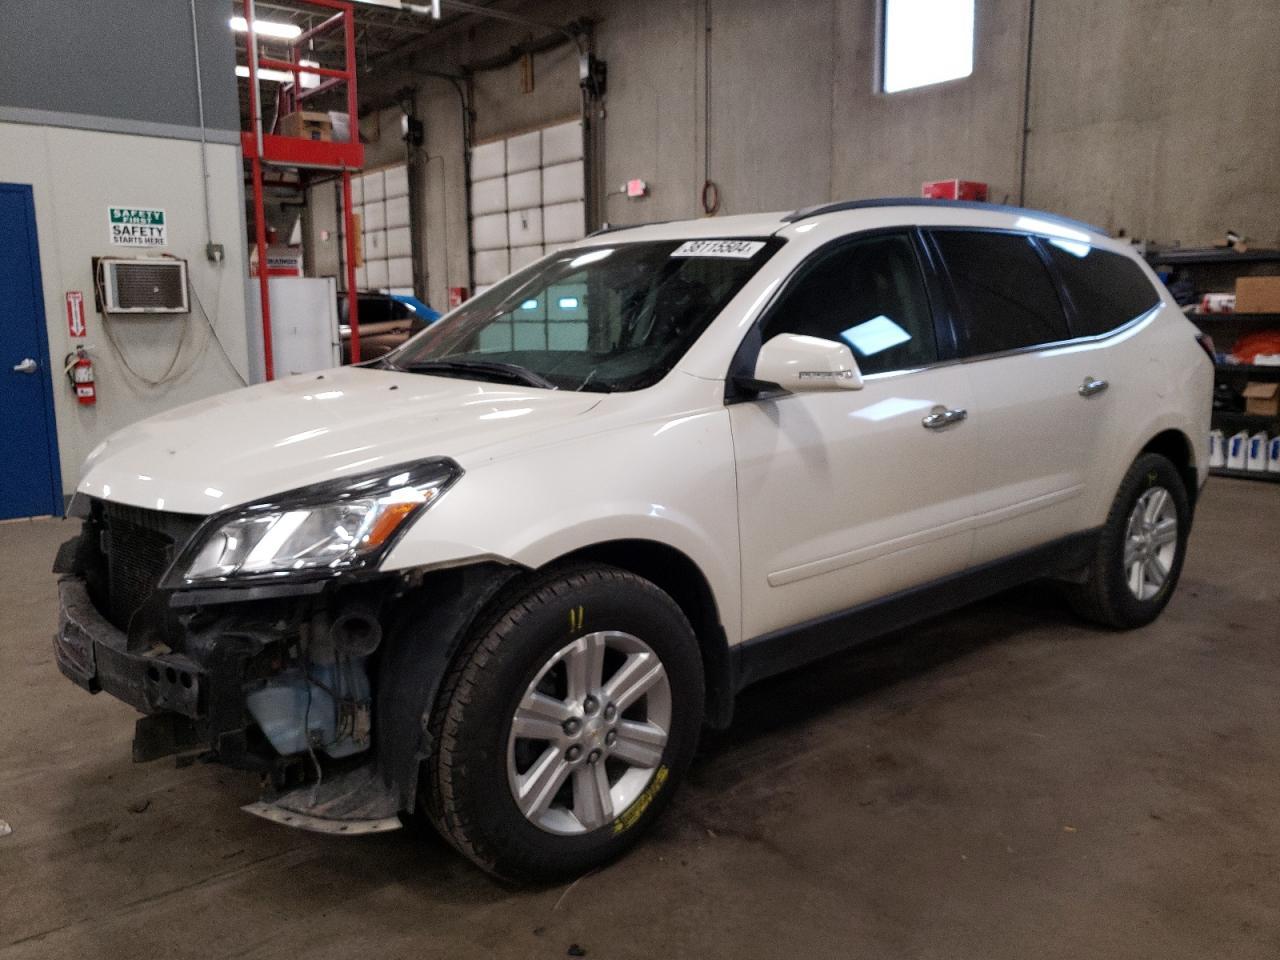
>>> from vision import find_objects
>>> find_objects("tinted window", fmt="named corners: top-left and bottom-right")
top-left (931, 230), bottom-right (1069, 356)
top-left (1041, 242), bottom-right (1160, 337)
top-left (761, 233), bottom-right (937, 375)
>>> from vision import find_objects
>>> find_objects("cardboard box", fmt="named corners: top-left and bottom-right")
top-left (278, 111), bottom-right (332, 142)
top-left (922, 179), bottom-right (989, 202)
top-left (1243, 381), bottom-right (1280, 416)
top-left (1235, 276), bottom-right (1280, 314)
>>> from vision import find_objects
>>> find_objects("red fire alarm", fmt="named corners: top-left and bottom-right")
top-left (625, 179), bottom-right (648, 199)
top-left (922, 179), bottom-right (988, 202)
top-left (448, 286), bottom-right (469, 309)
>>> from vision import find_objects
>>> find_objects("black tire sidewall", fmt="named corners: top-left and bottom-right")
top-left (1096, 454), bottom-right (1191, 627)
top-left (435, 567), bottom-right (704, 881)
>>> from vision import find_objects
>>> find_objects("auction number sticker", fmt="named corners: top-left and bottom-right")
top-left (670, 239), bottom-right (765, 259)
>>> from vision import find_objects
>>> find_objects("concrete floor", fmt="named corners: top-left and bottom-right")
top-left (1, 479), bottom-right (1278, 959)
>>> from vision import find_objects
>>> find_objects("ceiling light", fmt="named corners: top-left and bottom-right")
top-left (236, 65), bottom-right (294, 84)
top-left (235, 63), bottom-right (320, 88)
top-left (230, 15), bottom-right (303, 40)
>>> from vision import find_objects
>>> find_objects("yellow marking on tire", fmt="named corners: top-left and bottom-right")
top-left (612, 765), bottom-right (669, 835)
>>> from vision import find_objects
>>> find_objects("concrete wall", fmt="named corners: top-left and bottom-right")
top-left (0, 123), bottom-right (252, 493)
top-left (1024, 0), bottom-right (1280, 243)
top-left (321, 0), bottom-right (1278, 311)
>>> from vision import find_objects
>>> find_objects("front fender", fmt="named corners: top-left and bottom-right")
top-left (381, 405), bottom-right (743, 646)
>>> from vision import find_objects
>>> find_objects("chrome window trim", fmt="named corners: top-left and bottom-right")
top-left (953, 305), bottom-right (1158, 366)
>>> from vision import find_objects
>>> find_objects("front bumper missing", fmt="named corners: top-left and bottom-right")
top-left (54, 572), bottom-right (405, 836)
top-left (54, 576), bottom-right (203, 718)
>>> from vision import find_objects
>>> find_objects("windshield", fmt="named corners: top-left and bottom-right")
top-left (387, 239), bottom-right (781, 392)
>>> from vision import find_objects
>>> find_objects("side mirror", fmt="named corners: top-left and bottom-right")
top-left (748, 333), bottom-right (864, 394)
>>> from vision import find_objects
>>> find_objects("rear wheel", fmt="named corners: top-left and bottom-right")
top-left (424, 564), bottom-right (704, 881)
top-left (1066, 453), bottom-right (1191, 628)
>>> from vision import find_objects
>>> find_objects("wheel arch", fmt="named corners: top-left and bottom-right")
top-left (548, 539), bottom-right (736, 730)
top-left (1141, 428), bottom-right (1199, 508)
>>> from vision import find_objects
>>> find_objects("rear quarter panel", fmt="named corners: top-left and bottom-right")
top-left (1081, 293), bottom-right (1213, 526)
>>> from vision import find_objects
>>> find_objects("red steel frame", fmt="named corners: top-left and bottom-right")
top-left (242, 0), bottom-right (363, 380)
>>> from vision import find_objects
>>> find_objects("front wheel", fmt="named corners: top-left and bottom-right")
top-left (424, 564), bottom-right (704, 881)
top-left (1066, 452), bottom-right (1191, 629)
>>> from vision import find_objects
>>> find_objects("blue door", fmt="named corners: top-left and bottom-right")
top-left (0, 184), bottom-right (62, 519)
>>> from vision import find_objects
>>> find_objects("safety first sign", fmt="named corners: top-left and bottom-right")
top-left (108, 206), bottom-right (167, 247)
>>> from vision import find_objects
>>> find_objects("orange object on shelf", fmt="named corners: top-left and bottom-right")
top-left (1231, 330), bottom-right (1280, 364)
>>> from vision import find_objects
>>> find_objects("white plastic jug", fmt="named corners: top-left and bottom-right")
top-left (1208, 429), bottom-right (1225, 468)
top-left (1226, 430), bottom-right (1248, 470)
top-left (1247, 432), bottom-right (1269, 471)
top-left (1268, 436), bottom-right (1280, 473)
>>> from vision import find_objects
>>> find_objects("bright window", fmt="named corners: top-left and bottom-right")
top-left (881, 0), bottom-right (975, 93)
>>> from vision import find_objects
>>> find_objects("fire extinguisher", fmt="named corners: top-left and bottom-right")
top-left (64, 345), bottom-right (96, 405)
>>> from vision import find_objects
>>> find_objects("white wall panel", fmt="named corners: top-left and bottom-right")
top-left (471, 212), bottom-right (508, 250)
top-left (362, 200), bottom-right (386, 232)
top-left (510, 244), bottom-right (544, 271)
top-left (383, 164), bottom-right (409, 198)
top-left (361, 170), bottom-right (384, 202)
top-left (470, 176), bottom-right (506, 216)
top-left (364, 229), bottom-right (387, 259)
top-left (471, 140), bottom-right (505, 180)
top-left (506, 169), bottom-right (541, 210)
top-left (543, 201), bottom-right (585, 244)
top-left (386, 226), bottom-right (412, 258)
top-left (474, 248), bottom-right (510, 285)
top-left (365, 258), bottom-right (389, 288)
top-left (467, 123), bottom-right (583, 293)
top-left (542, 161), bottom-right (585, 204)
top-left (505, 130), bottom-right (541, 173)
top-left (541, 121), bottom-right (583, 165)
top-left (387, 256), bottom-right (413, 288)
top-left (508, 207), bottom-right (544, 246)
top-left (350, 175), bottom-right (363, 204)
top-left (385, 194), bottom-right (410, 229)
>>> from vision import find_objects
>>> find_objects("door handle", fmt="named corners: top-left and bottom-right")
top-left (1078, 376), bottom-right (1109, 397)
top-left (921, 406), bottom-right (968, 430)
top-left (12, 358), bottom-right (38, 374)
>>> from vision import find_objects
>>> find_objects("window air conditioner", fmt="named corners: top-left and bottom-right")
top-left (99, 258), bottom-right (189, 314)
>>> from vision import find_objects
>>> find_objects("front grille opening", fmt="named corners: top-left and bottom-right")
top-left (92, 502), bottom-right (202, 632)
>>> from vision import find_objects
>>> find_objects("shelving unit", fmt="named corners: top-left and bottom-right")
top-left (1148, 249), bottom-right (1280, 483)
top-left (239, 0), bottom-right (364, 379)
top-left (1198, 313), bottom-right (1280, 478)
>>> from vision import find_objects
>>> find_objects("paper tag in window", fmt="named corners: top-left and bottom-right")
top-left (670, 240), bottom-right (765, 259)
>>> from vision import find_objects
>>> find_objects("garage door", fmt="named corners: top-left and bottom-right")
top-left (469, 119), bottom-right (586, 296)
top-left (345, 163), bottom-right (412, 294)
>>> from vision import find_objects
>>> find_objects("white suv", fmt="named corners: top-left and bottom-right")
top-left (54, 199), bottom-right (1212, 880)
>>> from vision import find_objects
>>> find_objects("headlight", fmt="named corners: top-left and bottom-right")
top-left (173, 458), bottom-right (461, 584)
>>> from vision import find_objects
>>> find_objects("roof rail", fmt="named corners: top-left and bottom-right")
top-left (782, 197), bottom-right (1104, 234)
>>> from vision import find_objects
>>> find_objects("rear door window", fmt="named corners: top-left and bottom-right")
top-left (1040, 242), bottom-right (1161, 337)
top-left (930, 230), bottom-right (1069, 356)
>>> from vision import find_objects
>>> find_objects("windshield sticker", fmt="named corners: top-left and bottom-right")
top-left (670, 239), bottom-right (765, 259)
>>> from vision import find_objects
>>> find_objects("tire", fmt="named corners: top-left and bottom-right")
top-left (1066, 453), bottom-right (1191, 629)
top-left (423, 563), bottom-right (705, 881)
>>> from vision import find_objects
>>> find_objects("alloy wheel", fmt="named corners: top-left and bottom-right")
top-left (506, 630), bottom-right (672, 835)
top-left (1123, 486), bottom-right (1179, 601)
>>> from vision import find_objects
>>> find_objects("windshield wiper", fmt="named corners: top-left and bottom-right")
top-left (404, 358), bottom-right (558, 390)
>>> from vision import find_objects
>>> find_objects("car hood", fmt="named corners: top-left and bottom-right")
top-left (77, 366), bottom-right (603, 515)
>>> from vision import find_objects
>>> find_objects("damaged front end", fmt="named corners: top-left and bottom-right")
top-left (52, 461), bottom-right (516, 835)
